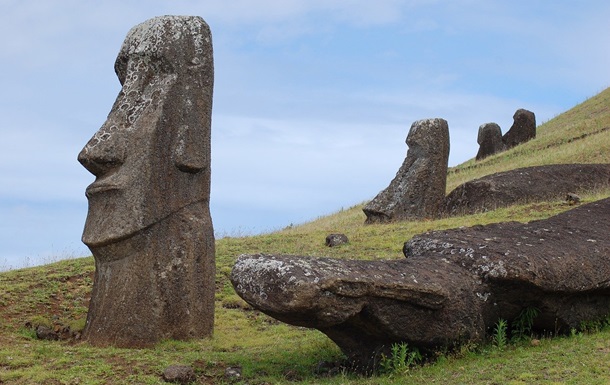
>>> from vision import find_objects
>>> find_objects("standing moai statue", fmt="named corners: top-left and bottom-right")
top-left (475, 122), bottom-right (504, 160)
top-left (363, 118), bottom-right (450, 223)
top-left (502, 108), bottom-right (536, 149)
top-left (77, 16), bottom-right (215, 347)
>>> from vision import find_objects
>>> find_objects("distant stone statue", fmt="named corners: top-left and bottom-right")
top-left (363, 118), bottom-right (450, 223)
top-left (78, 16), bottom-right (215, 347)
top-left (502, 108), bottom-right (536, 149)
top-left (475, 122), bottom-right (504, 160)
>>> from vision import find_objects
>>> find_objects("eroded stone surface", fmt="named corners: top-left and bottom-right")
top-left (444, 164), bottom-right (610, 215)
top-left (79, 16), bottom-right (215, 347)
top-left (363, 118), bottom-right (449, 223)
top-left (231, 198), bottom-right (610, 370)
top-left (326, 233), bottom-right (349, 247)
top-left (476, 122), bottom-right (504, 160)
top-left (163, 365), bottom-right (196, 384)
top-left (502, 108), bottom-right (536, 149)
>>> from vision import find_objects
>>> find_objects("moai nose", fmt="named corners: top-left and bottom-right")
top-left (78, 124), bottom-right (125, 177)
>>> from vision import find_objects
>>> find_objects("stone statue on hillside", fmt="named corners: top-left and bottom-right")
top-left (78, 15), bottom-right (215, 347)
top-left (502, 108), bottom-right (536, 149)
top-left (231, 198), bottom-right (610, 371)
top-left (363, 118), bottom-right (450, 223)
top-left (475, 122), bottom-right (504, 160)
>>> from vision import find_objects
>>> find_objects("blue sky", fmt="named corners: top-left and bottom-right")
top-left (1, 0), bottom-right (609, 270)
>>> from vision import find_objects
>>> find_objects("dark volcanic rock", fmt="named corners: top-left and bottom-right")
top-left (475, 122), bottom-right (504, 160)
top-left (163, 365), bottom-right (195, 384)
top-left (363, 118), bottom-right (450, 223)
top-left (36, 325), bottom-right (59, 341)
top-left (326, 233), bottom-right (349, 247)
top-left (231, 198), bottom-right (610, 371)
top-left (502, 108), bottom-right (536, 149)
top-left (566, 192), bottom-right (581, 205)
top-left (444, 163), bottom-right (610, 215)
top-left (224, 366), bottom-right (243, 381)
top-left (78, 16), bottom-right (216, 347)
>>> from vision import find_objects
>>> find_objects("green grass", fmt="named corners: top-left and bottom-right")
top-left (1, 87), bottom-right (610, 384)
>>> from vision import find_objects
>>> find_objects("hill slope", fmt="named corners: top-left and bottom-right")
top-left (0, 87), bottom-right (609, 384)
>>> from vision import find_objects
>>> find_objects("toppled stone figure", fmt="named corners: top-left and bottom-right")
top-left (475, 122), bottom-right (504, 160)
top-left (363, 118), bottom-right (449, 223)
top-left (78, 16), bottom-right (215, 347)
top-left (231, 198), bottom-right (610, 371)
top-left (502, 108), bottom-right (536, 149)
top-left (444, 163), bottom-right (610, 215)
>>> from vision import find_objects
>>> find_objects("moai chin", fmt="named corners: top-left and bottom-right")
top-left (78, 16), bottom-right (215, 347)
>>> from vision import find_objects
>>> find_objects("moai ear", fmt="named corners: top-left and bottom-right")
top-left (174, 125), bottom-right (206, 173)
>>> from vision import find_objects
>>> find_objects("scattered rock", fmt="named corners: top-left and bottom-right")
top-left (326, 234), bottom-right (349, 247)
top-left (224, 366), bottom-right (242, 382)
top-left (29, 321), bottom-right (81, 341)
top-left (231, 198), bottom-right (610, 371)
top-left (315, 360), bottom-right (344, 377)
top-left (79, 16), bottom-right (216, 347)
top-left (162, 365), bottom-right (195, 384)
top-left (476, 122), bottom-right (504, 160)
top-left (363, 118), bottom-right (450, 223)
top-left (566, 192), bottom-right (581, 205)
top-left (444, 163), bottom-right (610, 215)
top-left (35, 325), bottom-right (58, 341)
top-left (502, 108), bottom-right (536, 149)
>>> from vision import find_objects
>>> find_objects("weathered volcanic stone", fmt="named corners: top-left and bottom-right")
top-left (78, 16), bottom-right (215, 347)
top-left (325, 233), bottom-right (349, 247)
top-left (231, 198), bottom-right (610, 371)
top-left (163, 365), bottom-right (196, 384)
top-left (363, 118), bottom-right (449, 223)
top-left (444, 163), bottom-right (610, 215)
top-left (502, 108), bottom-right (536, 149)
top-left (475, 122), bottom-right (504, 160)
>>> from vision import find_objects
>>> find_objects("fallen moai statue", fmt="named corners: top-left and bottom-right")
top-left (444, 163), bottom-right (610, 215)
top-left (231, 198), bottom-right (610, 371)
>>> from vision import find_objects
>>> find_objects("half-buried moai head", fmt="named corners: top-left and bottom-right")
top-left (363, 118), bottom-right (450, 223)
top-left (78, 15), bottom-right (213, 249)
top-left (78, 16), bottom-right (215, 347)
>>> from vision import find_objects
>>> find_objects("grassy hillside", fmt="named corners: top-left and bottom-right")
top-left (1, 88), bottom-right (609, 384)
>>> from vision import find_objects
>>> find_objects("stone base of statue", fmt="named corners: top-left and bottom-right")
top-left (83, 203), bottom-right (215, 347)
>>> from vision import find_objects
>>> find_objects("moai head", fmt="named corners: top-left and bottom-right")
top-left (78, 16), bottom-right (213, 249)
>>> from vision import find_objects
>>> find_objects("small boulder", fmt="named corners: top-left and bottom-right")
top-left (162, 365), bottom-right (195, 384)
top-left (325, 234), bottom-right (349, 247)
top-left (36, 325), bottom-right (58, 341)
top-left (224, 366), bottom-right (242, 382)
top-left (566, 193), bottom-right (581, 205)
